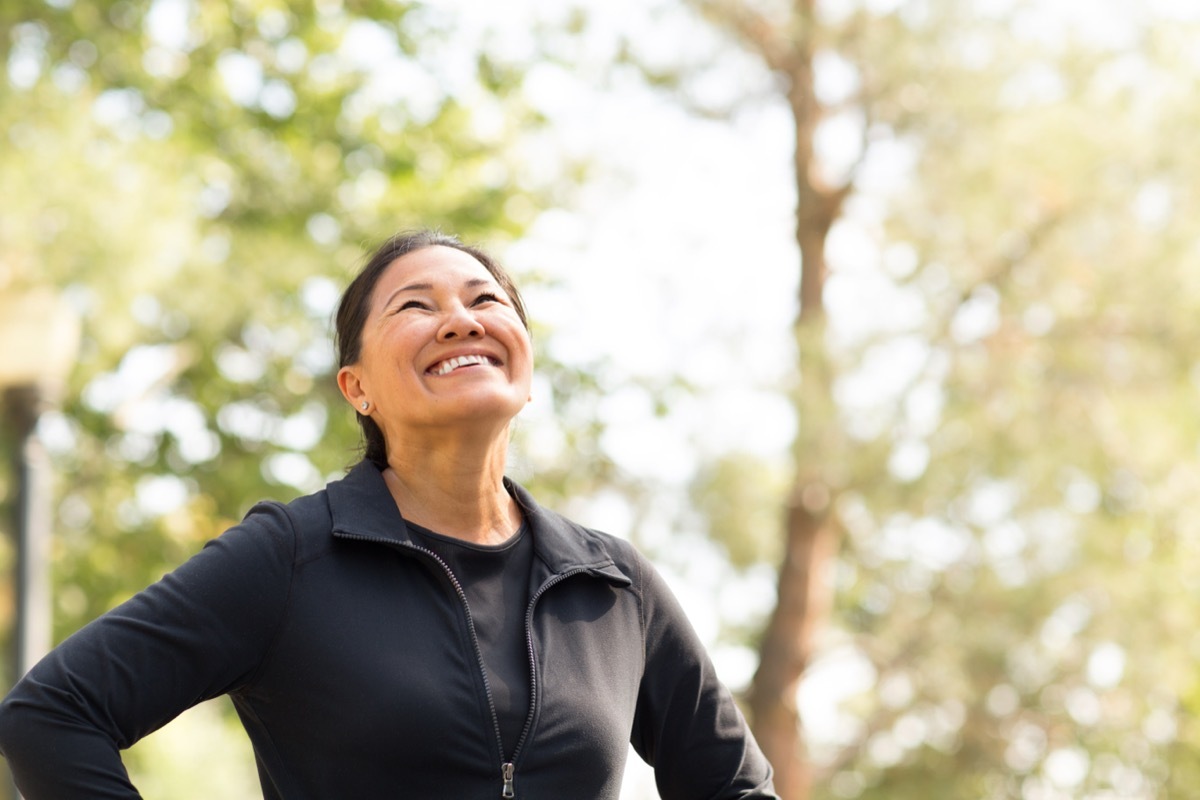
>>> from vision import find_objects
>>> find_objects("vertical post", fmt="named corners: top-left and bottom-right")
top-left (4, 385), bottom-right (51, 800)
top-left (0, 288), bottom-right (78, 800)
top-left (7, 384), bottom-right (52, 682)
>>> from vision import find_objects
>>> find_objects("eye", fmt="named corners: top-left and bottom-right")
top-left (396, 299), bottom-right (430, 312)
top-left (472, 291), bottom-right (502, 306)
top-left (472, 292), bottom-right (506, 309)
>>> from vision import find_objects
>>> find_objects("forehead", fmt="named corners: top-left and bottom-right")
top-left (372, 246), bottom-right (498, 303)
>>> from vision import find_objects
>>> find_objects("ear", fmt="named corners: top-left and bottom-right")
top-left (337, 365), bottom-right (367, 410)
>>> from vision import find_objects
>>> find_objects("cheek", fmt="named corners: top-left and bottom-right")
top-left (359, 333), bottom-right (419, 389)
top-left (489, 312), bottom-right (532, 361)
top-left (512, 331), bottom-right (534, 374)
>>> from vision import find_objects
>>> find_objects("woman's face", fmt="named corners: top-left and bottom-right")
top-left (337, 245), bottom-right (533, 440)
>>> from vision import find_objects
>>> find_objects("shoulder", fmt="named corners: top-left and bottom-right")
top-left (571, 519), bottom-right (647, 578)
top-left (270, 485), bottom-right (335, 534)
top-left (213, 485), bottom-right (334, 567)
top-left (240, 485), bottom-right (332, 536)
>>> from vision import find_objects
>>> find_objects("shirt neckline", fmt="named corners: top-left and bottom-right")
top-left (406, 520), bottom-right (529, 553)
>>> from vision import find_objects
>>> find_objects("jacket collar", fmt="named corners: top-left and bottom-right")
top-left (327, 460), bottom-right (631, 585)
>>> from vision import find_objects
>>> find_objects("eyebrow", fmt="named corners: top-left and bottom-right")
top-left (380, 278), bottom-right (496, 311)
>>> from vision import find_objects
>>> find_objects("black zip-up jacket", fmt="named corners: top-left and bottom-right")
top-left (0, 461), bottom-right (777, 799)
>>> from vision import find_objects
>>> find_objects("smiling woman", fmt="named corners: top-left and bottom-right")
top-left (336, 238), bottom-right (534, 506)
top-left (0, 230), bottom-right (778, 800)
top-left (333, 230), bottom-right (532, 477)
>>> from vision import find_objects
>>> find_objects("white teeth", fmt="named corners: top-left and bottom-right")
top-left (434, 354), bottom-right (492, 376)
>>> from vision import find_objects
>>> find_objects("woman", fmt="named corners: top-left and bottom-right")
top-left (0, 230), bottom-right (778, 799)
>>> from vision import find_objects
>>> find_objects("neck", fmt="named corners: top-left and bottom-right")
top-left (382, 431), bottom-right (519, 545)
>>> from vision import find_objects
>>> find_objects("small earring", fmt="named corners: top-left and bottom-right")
top-left (361, 401), bottom-right (369, 411)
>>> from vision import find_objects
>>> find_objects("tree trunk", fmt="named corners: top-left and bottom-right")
top-left (682, 2), bottom-right (851, 796)
top-left (747, 3), bottom-right (849, 793)
top-left (749, 480), bottom-right (835, 799)
top-left (747, 261), bottom-right (841, 800)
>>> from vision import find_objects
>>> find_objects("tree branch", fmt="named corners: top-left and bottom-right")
top-left (685, 0), bottom-right (806, 75)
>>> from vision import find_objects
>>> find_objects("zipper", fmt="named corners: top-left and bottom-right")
top-left (338, 531), bottom-right (610, 799)
top-left (501, 761), bottom-right (515, 798)
top-left (506, 567), bottom-right (594, 775)
top-left (336, 534), bottom-right (512, 795)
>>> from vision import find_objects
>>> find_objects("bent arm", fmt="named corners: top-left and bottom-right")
top-left (0, 503), bottom-right (295, 798)
top-left (630, 554), bottom-right (779, 800)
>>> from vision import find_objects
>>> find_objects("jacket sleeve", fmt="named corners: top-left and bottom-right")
top-left (0, 501), bottom-right (296, 799)
top-left (629, 552), bottom-right (779, 800)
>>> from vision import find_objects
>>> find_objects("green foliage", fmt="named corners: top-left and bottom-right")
top-left (815, 9), bottom-right (1200, 798)
top-left (0, 0), bottom-right (545, 627)
top-left (690, 451), bottom-right (787, 568)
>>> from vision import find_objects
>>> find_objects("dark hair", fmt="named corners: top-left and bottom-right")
top-left (335, 230), bottom-right (529, 468)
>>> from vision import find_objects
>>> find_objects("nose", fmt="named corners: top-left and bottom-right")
top-left (437, 303), bottom-right (484, 341)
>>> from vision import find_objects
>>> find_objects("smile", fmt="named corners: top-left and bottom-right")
top-left (429, 354), bottom-right (500, 376)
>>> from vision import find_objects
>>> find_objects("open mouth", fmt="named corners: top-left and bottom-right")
top-left (429, 354), bottom-right (501, 376)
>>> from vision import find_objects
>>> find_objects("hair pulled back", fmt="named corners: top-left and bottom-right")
top-left (334, 230), bottom-right (529, 468)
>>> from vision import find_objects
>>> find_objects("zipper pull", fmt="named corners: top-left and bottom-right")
top-left (501, 761), bottom-right (515, 798)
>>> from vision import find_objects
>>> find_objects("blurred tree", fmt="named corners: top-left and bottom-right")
top-left (0, 0), bottom-right (628, 793)
top-left (605, 0), bottom-right (1200, 797)
top-left (1, 0), bottom-right (539, 631)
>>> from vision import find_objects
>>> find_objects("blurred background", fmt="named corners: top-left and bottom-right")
top-left (3, 0), bottom-right (1200, 798)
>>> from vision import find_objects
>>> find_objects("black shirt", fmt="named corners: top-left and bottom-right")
top-left (407, 522), bottom-right (534, 756)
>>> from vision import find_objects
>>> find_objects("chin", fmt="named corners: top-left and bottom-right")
top-left (438, 392), bottom-right (527, 426)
